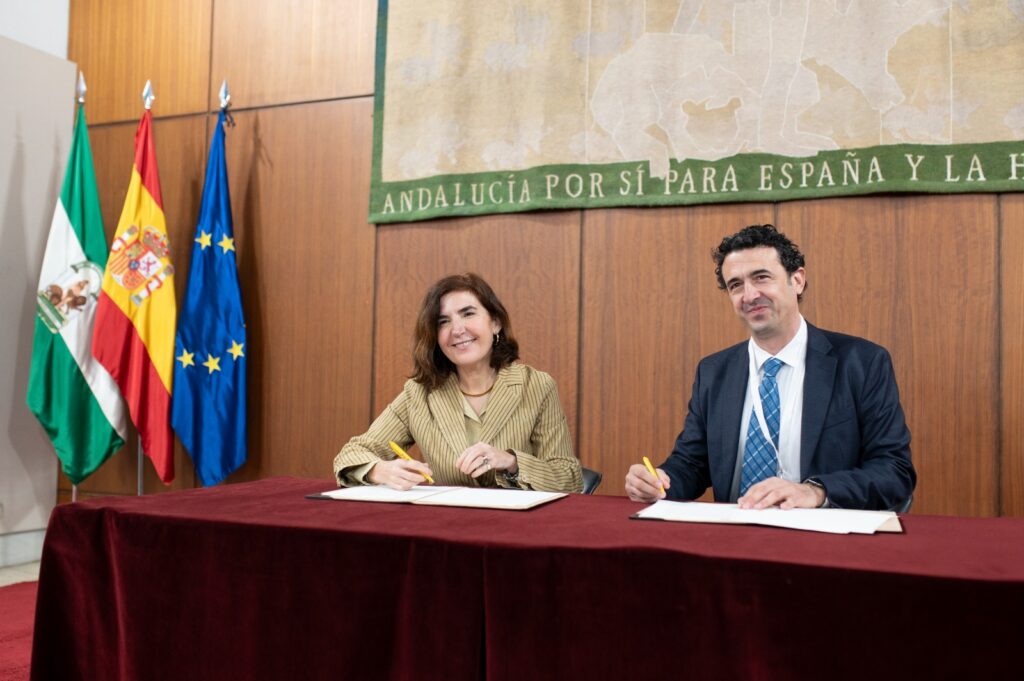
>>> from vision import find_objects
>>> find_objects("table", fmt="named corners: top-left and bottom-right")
top-left (31, 477), bottom-right (1024, 680)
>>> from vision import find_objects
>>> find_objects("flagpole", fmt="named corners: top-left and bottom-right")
top-left (136, 80), bottom-right (157, 497)
top-left (73, 71), bottom-right (86, 505)
top-left (136, 79), bottom-right (155, 498)
top-left (137, 431), bottom-right (143, 495)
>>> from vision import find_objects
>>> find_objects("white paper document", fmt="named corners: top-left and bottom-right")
top-left (314, 485), bottom-right (567, 511)
top-left (317, 485), bottom-right (461, 503)
top-left (413, 487), bottom-right (567, 510)
top-left (634, 500), bottom-right (902, 534)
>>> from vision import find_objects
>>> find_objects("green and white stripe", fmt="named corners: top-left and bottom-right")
top-left (26, 104), bottom-right (127, 485)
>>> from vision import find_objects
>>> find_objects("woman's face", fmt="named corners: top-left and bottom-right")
top-left (436, 290), bottom-right (501, 373)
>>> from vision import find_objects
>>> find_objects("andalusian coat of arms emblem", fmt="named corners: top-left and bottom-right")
top-left (36, 260), bottom-right (104, 333)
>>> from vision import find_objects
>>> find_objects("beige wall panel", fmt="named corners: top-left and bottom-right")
top-left (210, 0), bottom-right (376, 109)
top-left (58, 115), bottom-right (208, 496)
top-left (779, 196), bottom-right (999, 517)
top-left (68, 0), bottom-right (212, 124)
top-left (371, 213), bottom-right (581, 457)
top-left (580, 205), bottom-right (774, 497)
top-left (1001, 195), bottom-right (1024, 517)
top-left (223, 98), bottom-right (376, 481)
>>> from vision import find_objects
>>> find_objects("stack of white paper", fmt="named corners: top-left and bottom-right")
top-left (314, 485), bottom-right (567, 511)
top-left (634, 500), bottom-right (902, 534)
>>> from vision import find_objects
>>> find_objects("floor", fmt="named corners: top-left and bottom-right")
top-left (0, 561), bottom-right (40, 587)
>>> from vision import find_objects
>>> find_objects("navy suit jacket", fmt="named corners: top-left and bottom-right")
top-left (661, 324), bottom-right (915, 510)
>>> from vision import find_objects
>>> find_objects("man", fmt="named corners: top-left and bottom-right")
top-left (625, 224), bottom-right (915, 510)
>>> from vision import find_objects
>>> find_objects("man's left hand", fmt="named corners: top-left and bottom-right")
top-left (738, 477), bottom-right (825, 509)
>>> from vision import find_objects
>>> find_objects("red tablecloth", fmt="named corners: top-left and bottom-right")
top-left (31, 477), bottom-right (1024, 680)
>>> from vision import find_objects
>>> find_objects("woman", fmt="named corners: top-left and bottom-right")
top-left (334, 273), bottom-right (582, 493)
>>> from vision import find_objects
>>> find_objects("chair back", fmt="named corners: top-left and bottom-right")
top-left (581, 466), bottom-right (602, 495)
top-left (890, 495), bottom-right (913, 514)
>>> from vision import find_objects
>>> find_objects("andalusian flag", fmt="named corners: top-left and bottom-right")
top-left (92, 91), bottom-right (177, 484)
top-left (172, 105), bottom-right (248, 486)
top-left (26, 99), bottom-right (129, 485)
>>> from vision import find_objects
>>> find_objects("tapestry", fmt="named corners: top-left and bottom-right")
top-left (370, 0), bottom-right (1024, 223)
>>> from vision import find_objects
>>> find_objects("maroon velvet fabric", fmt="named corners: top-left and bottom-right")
top-left (31, 478), bottom-right (485, 680)
top-left (31, 478), bottom-right (1024, 680)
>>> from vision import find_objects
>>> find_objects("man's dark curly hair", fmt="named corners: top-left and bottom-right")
top-left (712, 224), bottom-right (807, 302)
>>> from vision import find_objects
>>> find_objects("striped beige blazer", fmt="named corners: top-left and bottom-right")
top-left (333, 363), bottom-right (582, 493)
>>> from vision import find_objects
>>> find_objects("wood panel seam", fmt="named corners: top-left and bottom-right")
top-left (996, 195), bottom-right (1004, 516)
top-left (576, 209), bottom-right (585, 471)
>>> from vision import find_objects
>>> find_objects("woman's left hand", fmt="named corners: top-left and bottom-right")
top-left (456, 443), bottom-right (518, 478)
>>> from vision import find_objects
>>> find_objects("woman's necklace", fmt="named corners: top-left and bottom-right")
top-left (459, 377), bottom-right (496, 397)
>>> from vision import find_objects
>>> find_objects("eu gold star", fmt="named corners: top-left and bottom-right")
top-left (228, 340), bottom-right (245, 360)
top-left (177, 349), bottom-right (195, 368)
top-left (217, 235), bottom-right (235, 253)
top-left (202, 354), bottom-right (222, 374)
top-left (195, 231), bottom-right (212, 249)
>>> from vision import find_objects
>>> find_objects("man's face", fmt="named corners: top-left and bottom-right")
top-left (721, 246), bottom-right (805, 345)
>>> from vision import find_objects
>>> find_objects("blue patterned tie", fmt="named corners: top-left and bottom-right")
top-left (740, 357), bottom-right (784, 496)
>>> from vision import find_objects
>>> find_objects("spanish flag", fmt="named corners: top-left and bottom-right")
top-left (92, 105), bottom-right (176, 484)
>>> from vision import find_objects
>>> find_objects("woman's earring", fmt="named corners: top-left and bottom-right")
top-left (493, 331), bottom-right (501, 346)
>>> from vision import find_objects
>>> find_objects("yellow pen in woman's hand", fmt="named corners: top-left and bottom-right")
top-left (388, 441), bottom-right (435, 484)
top-left (642, 456), bottom-right (666, 497)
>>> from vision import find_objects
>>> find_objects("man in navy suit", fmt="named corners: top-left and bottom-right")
top-left (625, 224), bottom-right (915, 510)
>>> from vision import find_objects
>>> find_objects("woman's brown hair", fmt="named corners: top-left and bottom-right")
top-left (411, 273), bottom-right (520, 390)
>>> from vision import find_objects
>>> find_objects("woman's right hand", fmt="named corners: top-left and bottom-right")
top-left (367, 459), bottom-right (434, 490)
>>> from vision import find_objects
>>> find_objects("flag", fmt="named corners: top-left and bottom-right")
top-left (171, 110), bottom-right (247, 485)
top-left (92, 107), bottom-right (176, 484)
top-left (26, 103), bottom-right (129, 485)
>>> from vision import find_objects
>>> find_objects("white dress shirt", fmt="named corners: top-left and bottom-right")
top-left (729, 316), bottom-right (808, 501)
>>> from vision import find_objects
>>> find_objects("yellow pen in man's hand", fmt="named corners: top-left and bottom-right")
top-left (388, 441), bottom-right (435, 484)
top-left (642, 456), bottom-right (666, 497)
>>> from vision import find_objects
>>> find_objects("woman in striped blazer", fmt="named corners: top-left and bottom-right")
top-left (334, 273), bottom-right (582, 493)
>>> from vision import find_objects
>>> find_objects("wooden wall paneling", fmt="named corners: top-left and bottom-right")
top-left (224, 98), bottom-right (376, 481)
top-left (579, 205), bottom-right (774, 497)
top-left (779, 196), bottom-right (999, 516)
top-left (372, 212), bottom-right (582, 457)
top-left (771, 205), bottom-right (896, 341)
top-left (210, 0), bottom-right (377, 110)
top-left (68, 0), bottom-right (213, 124)
top-left (1001, 194), bottom-right (1024, 516)
top-left (57, 115), bottom-right (208, 496)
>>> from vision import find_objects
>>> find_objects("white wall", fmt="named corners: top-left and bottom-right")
top-left (0, 32), bottom-right (75, 566)
top-left (0, 0), bottom-right (69, 59)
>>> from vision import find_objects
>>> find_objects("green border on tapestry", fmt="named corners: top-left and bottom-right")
top-left (370, 139), bottom-right (1024, 224)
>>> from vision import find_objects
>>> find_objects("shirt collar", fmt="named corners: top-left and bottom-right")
top-left (748, 315), bottom-right (808, 372)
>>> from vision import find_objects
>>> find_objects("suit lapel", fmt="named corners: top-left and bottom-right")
top-left (800, 324), bottom-right (836, 480)
top-left (428, 375), bottom-right (469, 457)
top-left (712, 344), bottom-right (749, 501)
top-left (478, 365), bottom-right (523, 445)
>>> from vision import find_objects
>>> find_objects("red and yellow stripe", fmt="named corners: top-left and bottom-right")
top-left (92, 110), bottom-right (177, 484)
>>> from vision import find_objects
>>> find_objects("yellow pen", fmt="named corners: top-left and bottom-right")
top-left (642, 456), bottom-right (666, 497)
top-left (388, 441), bottom-right (435, 484)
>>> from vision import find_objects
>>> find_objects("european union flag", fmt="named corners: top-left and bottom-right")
top-left (171, 109), bottom-right (246, 486)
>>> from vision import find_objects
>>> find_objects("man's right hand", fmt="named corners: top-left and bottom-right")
top-left (625, 463), bottom-right (670, 502)
top-left (367, 459), bottom-right (434, 490)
